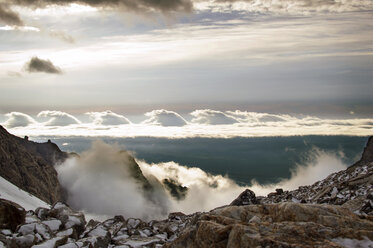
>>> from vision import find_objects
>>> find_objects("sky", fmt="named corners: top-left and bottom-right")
top-left (1, 0), bottom-right (373, 137)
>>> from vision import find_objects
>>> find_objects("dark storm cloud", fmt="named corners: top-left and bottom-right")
top-left (4, 0), bottom-right (193, 27)
top-left (10, 0), bottom-right (193, 12)
top-left (0, 3), bottom-right (23, 26)
top-left (25, 57), bottom-right (62, 74)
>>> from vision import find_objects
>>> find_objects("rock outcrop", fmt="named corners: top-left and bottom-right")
top-left (0, 125), bottom-right (67, 204)
top-left (0, 201), bottom-right (194, 248)
top-left (165, 202), bottom-right (373, 248)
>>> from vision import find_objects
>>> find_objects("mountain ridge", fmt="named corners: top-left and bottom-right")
top-left (0, 125), bottom-right (67, 204)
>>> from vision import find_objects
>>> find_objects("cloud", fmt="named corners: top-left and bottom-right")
top-left (143, 109), bottom-right (188, 127)
top-left (139, 160), bottom-right (244, 214)
top-left (190, 109), bottom-right (238, 125)
top-left (37, 110), bottom-right (81, 126)
top-left (57, 141), bottom-right (349, 219)
top-left (25, 57), bottom-right (62, 74)
top-left (4, 109), bottom-right (373, 137)
top-left (86, 111), bottom-right (131, 125)
top-left (12, 0), bottom-right (193, 13)
top-left (226, 110), bottom-right (290, 123)
top-left (57, 141), bottom-right (171, 220)
top-left (4, 0), bottom-right (193, 28)
top-left (3, 112), bottom-right (36, 128)
top-left (48, 30), bottom-right (75, 43)
top-left (250, 148), bottom-right (347, 196)
top-left (198, 0), bottom-right (373, 14)
top-left (57, 140), bottom-right (243, 218)
top-left (0, 3), bottom-right (23, 26)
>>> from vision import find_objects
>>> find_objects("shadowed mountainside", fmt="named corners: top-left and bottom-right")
top-left (0, 125), bottom-right (67, 204)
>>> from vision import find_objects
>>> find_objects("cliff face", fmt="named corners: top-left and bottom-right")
top-left (0, 125), bottom-right (67, 204)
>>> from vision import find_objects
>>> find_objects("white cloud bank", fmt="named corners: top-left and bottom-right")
top-left (143, 109), bottom-right (188, 127)
top-left (1, 109), bottom-right (372, 138)
top-left (56, 141), bottom-right (348, 219)
top-left (3, 112), bottom-right (36, 128)
top-left (191, 109), bottom-right (238, 125)
top-left (37, 110), bottom-right (81, 126)
top-left (86, 111), bottom-right (131, 125)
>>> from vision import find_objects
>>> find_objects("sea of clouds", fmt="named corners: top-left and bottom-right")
top-left (1, 109), bottom-right (373, 138)
top-left (56, 141), bottom-right (348, 220)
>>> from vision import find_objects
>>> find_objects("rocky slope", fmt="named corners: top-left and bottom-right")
top-left (0, 134), bottom-right (372, 247)
top-left (165, 136), bottom-right (373, 247)
top-left (0, 125), bottom-right (67, 204)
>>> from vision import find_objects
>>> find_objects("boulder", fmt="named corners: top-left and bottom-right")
top-left (0, 199), bottom-right (26, 232)
top-left (230, 189), bottom-right (258, 206)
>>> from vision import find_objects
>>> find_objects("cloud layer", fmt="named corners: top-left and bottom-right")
top-left (2, 0), bottom-right (373, 28)
top-left (25, 57), bottom-right (62, 74)
top-left (1, 109), bottom-right (372, 138)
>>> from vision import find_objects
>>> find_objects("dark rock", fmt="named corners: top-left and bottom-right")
top-left (35, 207), bottom-right (50, 220)
top-left (0, 125), bottom-right (68, 204)
top-left (276, 188), bottom-right (284, 194)
top-left (163, 178), bottom-right (188, 200)
top-left (48, 202), bottom-right (86, 238)
top-left (230, 189), bottom-right (258, 206)
top-left (0, 198), bottom-right (26, 232)
top-left (349, 136), bottom-right (373, 169)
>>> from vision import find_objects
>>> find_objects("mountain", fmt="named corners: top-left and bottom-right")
top-left (0, 131), bottom-right (372, 247)
top-left (0, 125), bottom-right (67, 204)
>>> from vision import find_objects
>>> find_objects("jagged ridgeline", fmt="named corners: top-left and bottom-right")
top-left (0, 126), bottom-right (67, 204)
top-left (0, 126), bottom-right (187, 206)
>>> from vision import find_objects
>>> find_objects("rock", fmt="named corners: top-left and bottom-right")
top-left (0, 199), bottom-right (26, 232)
top-left (0, 125), bottom-right (68, 204)
top-left (17, 222), bottom-right (52, 240)
top-left (248, 215), bottom-right (260, 223)
top-left (126, 218), bottom-right (142, 229)
top-left (350, 136), bottom-right (373, 168)
top-left (35, 208), bottom-right (49, 221)
top-left (32, 236), bottom-right (68, 248)
top-left (276, 188), bottom-right (284, 194)
top-left (48, 202), bottom-right (86, 238)
top-left (168, 212), bottom-right (186, 221)
top-left (230, 189), bottom-right (258, 206)
top-left (14, 234), bottom-right (37, 247)
top-left (166, 202), bottom-right (373, 248)
top-left (163, 178), bottom-right (188, 200)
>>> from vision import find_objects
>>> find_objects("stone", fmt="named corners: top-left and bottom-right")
top-left (0, 199), bottom-right (26, 232)
top-left (230, 189), bottom-right (258, 206)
